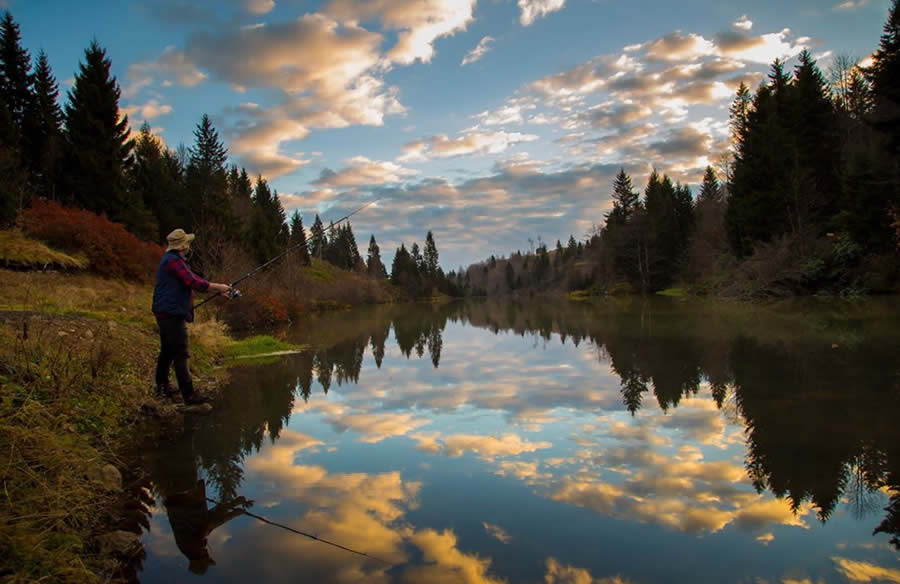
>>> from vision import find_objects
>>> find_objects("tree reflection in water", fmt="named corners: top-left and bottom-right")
top-left (139, 298), bottom-right (900, 574)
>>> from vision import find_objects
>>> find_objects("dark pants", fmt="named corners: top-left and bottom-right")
top-left (155, 317), bottom-right (195, 398)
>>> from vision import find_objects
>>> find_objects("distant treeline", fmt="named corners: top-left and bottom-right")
top-left (461, 3), bottom-right (900, 297)
top-left (0, 11), bottom-right (461, 299)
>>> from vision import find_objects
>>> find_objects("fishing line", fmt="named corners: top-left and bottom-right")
top-left (205, 497), bottom-right (393, 565)
top-left (193, 199), bottom-right (378, 310)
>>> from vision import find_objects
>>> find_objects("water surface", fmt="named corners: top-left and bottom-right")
top-left (136, 298), bottom-right (900, 583)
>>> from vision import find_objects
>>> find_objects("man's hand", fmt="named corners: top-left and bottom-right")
top-left (210, 283), bottom-right (232, 294)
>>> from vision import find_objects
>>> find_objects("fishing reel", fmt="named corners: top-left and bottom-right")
top-left (226, 288), bottom-right (242, 300)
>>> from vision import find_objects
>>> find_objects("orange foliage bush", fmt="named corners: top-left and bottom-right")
top-left (218, 291), bottom-right (291, 330)
top-left (21, 199), bottom-right (163, 282)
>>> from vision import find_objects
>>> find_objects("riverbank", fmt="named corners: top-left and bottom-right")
top-left (0, 269), bottom-right (305, 582)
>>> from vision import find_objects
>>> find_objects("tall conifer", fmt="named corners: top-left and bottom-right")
top-left (289, 210), bottom-right (310, 265)
top-left (64, 41), bottom-right (137, 228)
top-left (424, 231), bottom-right (439, 275)
top-left (309, 214), bottom-right (325, 259)
top-left (367, 235), bottom-right (386, 278)
top-left (27, 51), bottom-right (63, 198)
top-left (866, 0), bottom-right (900, 151)
top-left (0, 12), bottom-right (32, 133)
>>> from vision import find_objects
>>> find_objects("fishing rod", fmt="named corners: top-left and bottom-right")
top-left (205, 497), bottom-right (393, 565)
top-left (194, 199), bottom-right (378, 310)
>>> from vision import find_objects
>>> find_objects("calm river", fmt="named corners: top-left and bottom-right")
top-left (134, 298), bottom-right (900, 583)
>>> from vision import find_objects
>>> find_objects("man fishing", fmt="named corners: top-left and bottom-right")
top-left (153, 228), bottom-right (233, 404)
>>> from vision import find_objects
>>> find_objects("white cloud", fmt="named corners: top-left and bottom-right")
top-left (324, 0), bottom-right (476, 65)
top-left (462, 36), bottom-right (495, 66)
top-left (714, 28), bottom-right (807, 64)
top-left (833, 0), bottom-right (869, 10)
top-left (122, 99), bottom-right (173, 120)
top-left (644, 32), bottom-right (716, 62)
top-left (518, 0), bottom-right (567, 26)
top-left (733, 15), bottom-right (753, 31)
top-left (412, 432), bottom-right (552, 460)
top-left (314, 156), bottom-right (419, 187)
top-left (400, 131), bottom-right (539, 162)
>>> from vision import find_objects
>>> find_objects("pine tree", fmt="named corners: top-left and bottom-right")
top-left (0, 12), bottom-right (32, 133)
top-left (186, 114), bottom-right (230, 231)
top-left (309, 214), bottom-right (325, 259)
top-left (0, 13), bottom-right (30, 224)
top-left (643, 170), bottom-right (682, 289)
top-left (727, 64), bottom-right (794, 256)
top-left (792, 50), bottom-right (841, 233)
top-left (566, 235), bottom-right (577, 260)
top-left (228, 165), bottom-right (254, 243)
top-left (729, 83), bottom-right (752, 145)
top-left (249, 176), bottom-right (283, 263)
top-left (846, 67), bottom-right (872, 120)
top-left (424, 231), bottom-right (439, 276)
top-left (866, 0), bottom-right (900, 151)
top-left (0, 96), bottom-right (23, 226)
top-left (411, 242), bottom-right (423, 274)
top-left (26, 50), bottom-right (63, 198)
top-left (611, 168), bottom-right (639, 220)
top-left (698, 166), bottom-right (722, 203)
top-left (63, 41), bottom-right (138, 229)
top-left (367, 234), bottom-right (386, 278)
top-left (289, 210), bottom-right (310, 265)
top-left (688, 167), bottom-right (728, 280)
top-left (345, 222), bottom-right (361, 270)
top-left (128, 123), bottom-right (170, 239)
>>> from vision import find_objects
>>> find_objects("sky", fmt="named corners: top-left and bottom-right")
top-left (6, 0), bottom-right (894, 269)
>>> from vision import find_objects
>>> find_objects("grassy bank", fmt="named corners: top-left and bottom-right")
top-left (0, 269), bottom-right (231, 582)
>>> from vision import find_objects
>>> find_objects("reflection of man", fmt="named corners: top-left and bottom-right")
top-left (151, 421), bottom-right (252, 575)
top-left (164, 479), bottom-right (251, 574)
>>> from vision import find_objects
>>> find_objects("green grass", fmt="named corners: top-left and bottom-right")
top-left (224, 335), bottom-right (305, 359)
top-left (0, 229), bottom-right (87, 269)
top-left (656, 287), bottom-right (689, 297)
top-left (302, 259), bottom-right (344, 282)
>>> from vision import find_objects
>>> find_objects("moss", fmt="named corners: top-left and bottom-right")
top-left (0, 229), bottom-right (87, 269)
top-left (224, 335), bottom-right (305, 359)
top-left (656, 287), bottom-right (689, 297)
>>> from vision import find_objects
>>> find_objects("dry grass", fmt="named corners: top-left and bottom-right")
top-left (0, 269), bottom-right (233, 581)
top-left (0, 230), bottom-right (87, 270)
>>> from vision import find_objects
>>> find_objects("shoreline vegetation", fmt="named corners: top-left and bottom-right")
top-left (0, 267), bottom-right (317, 582)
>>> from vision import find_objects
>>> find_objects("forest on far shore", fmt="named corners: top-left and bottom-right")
top-left (459, 3), bottom-right (900, 298)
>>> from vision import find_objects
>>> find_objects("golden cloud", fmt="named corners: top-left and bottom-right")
top-left (402, 529), bottom-right (506, 584)
top-left (325, 411), bottom-right (432, 443)
top-left (544, 557), bottom-right (633, 584)
top-left (831, 557), bottom-right (900, 583)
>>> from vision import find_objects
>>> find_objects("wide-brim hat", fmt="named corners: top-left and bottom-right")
top-left (166, 228), bottom-right (195, 252)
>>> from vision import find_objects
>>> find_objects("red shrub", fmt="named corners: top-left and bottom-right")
top-left (217, 291), bottom-right (291, 330)
top-left (22, 200), bottom-right (163, 282)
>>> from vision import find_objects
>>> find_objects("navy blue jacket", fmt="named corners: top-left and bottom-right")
top-left (152, 251), bottom-right (210, 322)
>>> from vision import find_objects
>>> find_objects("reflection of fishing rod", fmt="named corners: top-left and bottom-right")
top-left (205, 497), bottom-right (393, 565)
top-left (194, 199), bottom-right (378, 310)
